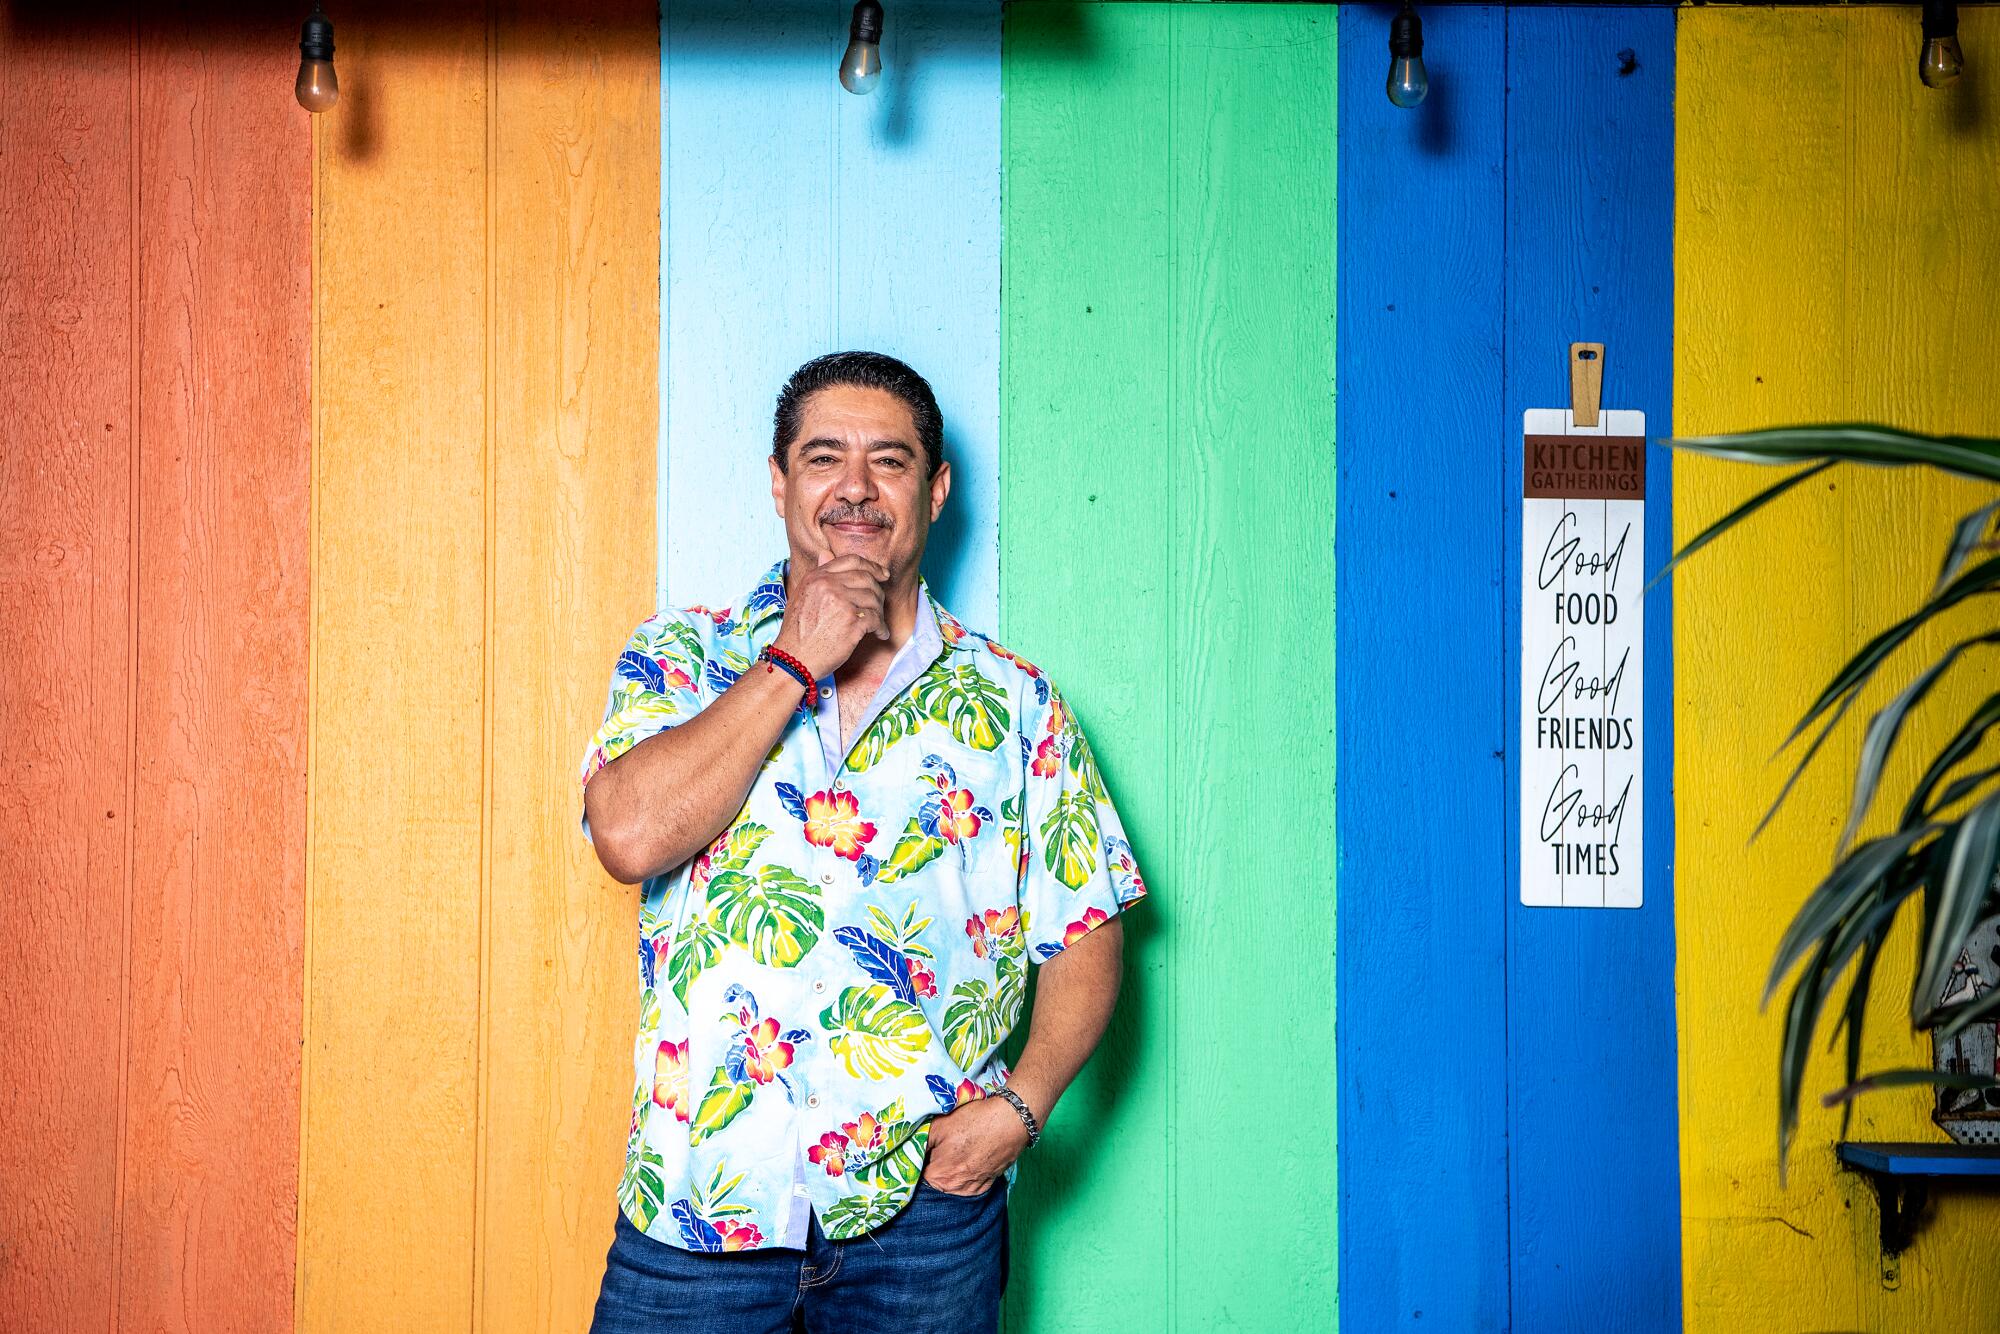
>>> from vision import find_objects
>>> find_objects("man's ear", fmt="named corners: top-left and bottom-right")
top-left (928, 459), bottom-right (953, 522)
top-left (769, 453), bottom-right (787, 517)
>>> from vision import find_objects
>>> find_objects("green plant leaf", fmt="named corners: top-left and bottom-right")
top-left (1065, 728), bottom-right (1111, 803)
top-left (1911, 793), bottom-right (2000, 1023)
top-left (713, 821), bottom-right (772, 874)
top-left (1645, 459), bottom-right (1836, 594)
top-left (1901, 693), bottom-right (2000, 829)
top-left (1765, 825), bottom-right (1936, 1007)
top-left (1778, 554), bottom-right (2000, 756)
top-left (1935, 977), bottom-right (2000, 1041)
top-left (668, 915), bottom-right (730, 1007)
top-left (853, 1123), bottom-right (927, 1190)
top-left (1925, 764), bottom-right (2000, 822)
top-left (1821, 872), bottom-right (1920, 1040)
top-left (1751, 686), bottom-right (1867, 844)
top-left (1669, 423), bottom-right (2000, 484)
top-left (1819, 1067), bottom-right (2000, 1107)
top-left (1777, 939), bottom-right (1834, 1172)
top-left (691, 1161), bottom-right (751, 1217)
top-left (663, 618), bottom-right (708, 674)
top-left (914, 662), bottom-right (1011, 752)
top-left (820, 984), bottom-right (932, 1080)
top-left (874, 817), bottom-right (947, 885)
top-left (846, 697), bottom-right (925, 773)
top-left (1039, 792), bottom-right (1101, 890)
top-left (942, 977), bottom-right (1011, 1066)
top-left (1838, 632), bottom-right (2000, 859)
top-left (820, 1186), bottom-right (907, 1235)
top-left (618, 1137), bottom-right (668, 1232)
top-left (1935, 499), bottom-right (2000, 596)
top-left (689, 1067), bottom-right (757, 1144)
top-left (1824, 889), bottom-right (1910, 1141)
top-left (708, 866), bottom-right (823, 968)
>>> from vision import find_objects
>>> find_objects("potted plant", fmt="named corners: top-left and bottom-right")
top-left (1661, 425), bottom-right (2000, 1164)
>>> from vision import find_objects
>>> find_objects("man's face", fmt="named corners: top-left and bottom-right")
top-left (769, 383), bottom-right (951, 579)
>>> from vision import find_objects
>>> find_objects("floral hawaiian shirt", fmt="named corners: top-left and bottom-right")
top-left (577, 558), bottom-right (1147, 1252)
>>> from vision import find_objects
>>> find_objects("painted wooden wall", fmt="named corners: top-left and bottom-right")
top-left (1001, 5), bottom-right (1338, 1329)
top-left (13, 4), bottom-right (2000, 1330)
top-left (1675, 8), bottom-right (2000, 1329)
top-left (299, 2), bottom-right (657, 1329)
top-left (0, 7), bottom-right (311, 1330)
top-left (660, 0), bottom-right (1000, 621)
top-left (1337, 6), bottom-right (1680, 1331)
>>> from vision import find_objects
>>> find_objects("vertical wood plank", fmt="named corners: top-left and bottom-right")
top-left (123, 5), bottom-right (312, 1328)
top-left (0, 13), bottom-right (136, 1329)
top-left (1166, 4), bottom-right (1337, 1324)
top-left (1502, 10), bottom-right (1680, 1331)
top-left (1003, 5), bottom-right (1336, 1328)
top-left (1002, 6), bottom-right (1173, 1326)
top-left (1335, 7), bottom-right (1511, 1331)
top-left (483, 1), bottom-right (659, 1327)
top-left (661, 0), bottom-right (1000, 621)
top-left (303, 3), bottom-right (490, 1325)
top-left (1676, 8), bottom-right (2000, 1330)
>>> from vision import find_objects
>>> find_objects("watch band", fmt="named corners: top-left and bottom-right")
top-left (994, 1086), bottom-right (1041, 1148)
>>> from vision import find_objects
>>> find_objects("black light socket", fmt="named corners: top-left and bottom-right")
top-left (1389, 3), bottom-right (1423, 61)
top-left (849, 0), bottom-right (883, 46)
top-left (300, 4), bottom-right (334, 63)
top-left (1922, 0), bottom-right (1958, 42)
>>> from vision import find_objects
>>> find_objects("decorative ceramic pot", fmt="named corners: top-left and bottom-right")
top-left (1932, 911), bottom-right (2000, 1145)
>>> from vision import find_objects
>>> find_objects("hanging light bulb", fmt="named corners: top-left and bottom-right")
top-left (296, 0), bottom-right (338, 113)
top-left (840, 1), bottom-right (884, 96)
top-left (1387, 2), bottom-right (1428, 109)
top-left (1920, 0), bottom-right (1963, 89)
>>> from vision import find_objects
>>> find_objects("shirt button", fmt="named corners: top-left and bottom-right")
top-left (812, 979), bottom-right (826, 994)
top-left (819, 870), bottom-right (836, 887)
top-left (807, 1094), bottom-right (821, 1108)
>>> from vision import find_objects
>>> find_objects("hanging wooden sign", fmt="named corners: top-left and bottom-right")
top-left (1519, 345), bottom-right (1644, 908)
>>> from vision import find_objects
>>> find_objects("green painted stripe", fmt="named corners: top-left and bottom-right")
top-left (999, 5), bottom-right (1337, 1328)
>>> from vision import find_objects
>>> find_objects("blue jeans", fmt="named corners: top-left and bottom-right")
top-left (589, 1177), bottom-right (1009, 1334)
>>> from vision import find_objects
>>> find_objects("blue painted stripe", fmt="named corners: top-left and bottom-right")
top-left (1338, 6), bottom-right (1681, 1329)
top-left (1502, 9), bottom-right (1680, 1331)
top-left (661, 0), bottom-right (1000, 624)
top-left (1337, 8), bottom-right (1513, 1330)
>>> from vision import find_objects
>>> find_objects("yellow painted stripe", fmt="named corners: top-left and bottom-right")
top-left (480, 9), bottom-right (659, 1327)
top-left (301, 2), bottom-right (657, 1326)
top-left (1676, 8), bottom-right (2000, 1327)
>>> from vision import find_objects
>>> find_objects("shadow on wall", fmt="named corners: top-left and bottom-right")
top-left (5, 0), bottom-right (1096, 162)
top-left (2, 1), bottom-right (1096, 63)
top-left (1000, 741), bottom-right (1160, 1334)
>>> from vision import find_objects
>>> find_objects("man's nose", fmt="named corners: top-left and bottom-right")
top-left (836, 457), bottom-right (877, 501)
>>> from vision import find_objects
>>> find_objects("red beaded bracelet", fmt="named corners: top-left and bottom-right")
top-left (757, 644), bottom-right (818, 707)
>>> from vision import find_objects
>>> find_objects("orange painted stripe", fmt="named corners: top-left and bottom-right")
top-left (0, 6), bottom-right (312, 1329)
top-left (299, 1), bottom-right (658, 1325)
top-left (0, 16), bottom-right (137, 1326)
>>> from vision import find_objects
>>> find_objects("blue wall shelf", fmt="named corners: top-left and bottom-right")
top-left (1837, 1141), bottom-right (2000, 1254)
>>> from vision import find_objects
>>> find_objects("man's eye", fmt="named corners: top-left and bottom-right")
top-left (877, 457), bottom-right (906, 471)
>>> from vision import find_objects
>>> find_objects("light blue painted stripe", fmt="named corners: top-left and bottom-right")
top-left (661, 0), bottom-right (1001, 626)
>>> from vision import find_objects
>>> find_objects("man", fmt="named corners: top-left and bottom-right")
top-left (578, 351), bottom-right (1146, 1333)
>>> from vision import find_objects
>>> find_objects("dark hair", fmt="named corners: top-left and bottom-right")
top-left (771, 350), bottom-right (944, 477)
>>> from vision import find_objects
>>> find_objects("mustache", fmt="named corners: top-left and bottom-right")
top-left (820, 503), bottom-right (893, 528)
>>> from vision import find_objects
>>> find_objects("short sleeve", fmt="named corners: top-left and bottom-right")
top-left (1019, 682), bottom-right (1148, 962)
top-left (577, 610), bottom-right (708, 842)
